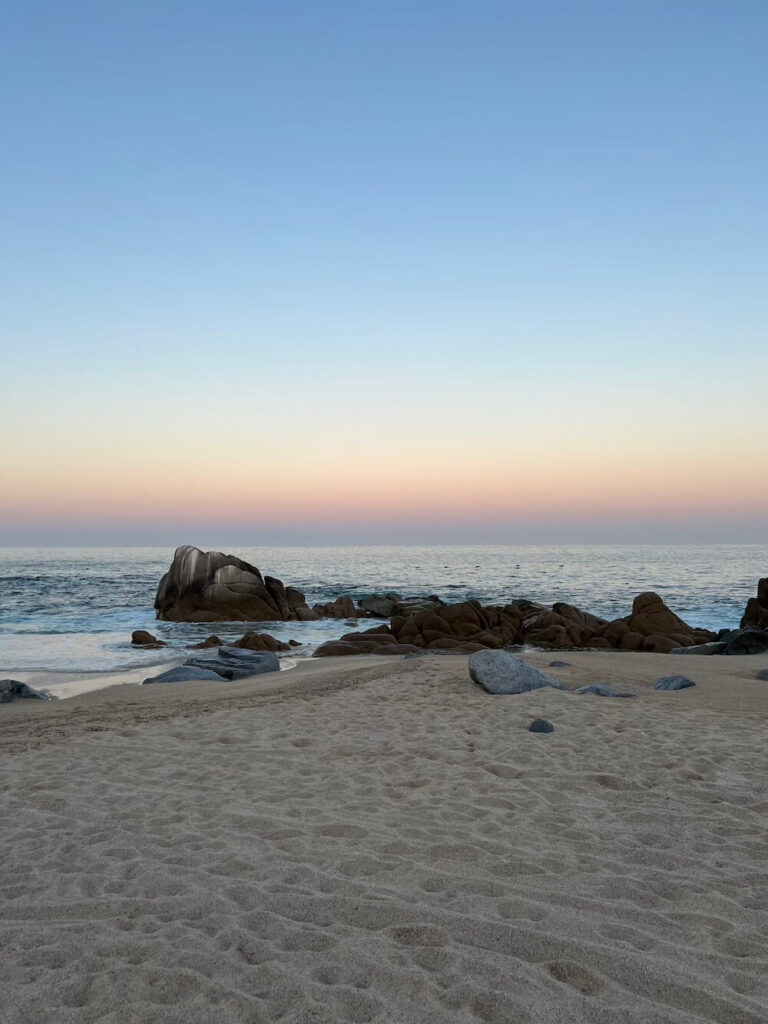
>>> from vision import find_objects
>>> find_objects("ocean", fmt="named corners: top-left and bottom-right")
top-left (0, 545), bottom-right (764, 684)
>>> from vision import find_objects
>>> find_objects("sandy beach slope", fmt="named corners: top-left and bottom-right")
top-left (1, 650), bottom-right (767, 1023)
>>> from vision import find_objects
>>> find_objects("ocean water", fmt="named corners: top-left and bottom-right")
top-left (0, 545), bottom-right (764, 676)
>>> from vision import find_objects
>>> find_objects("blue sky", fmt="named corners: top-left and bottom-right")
top-left (1, 1), bottom-right (766, 544)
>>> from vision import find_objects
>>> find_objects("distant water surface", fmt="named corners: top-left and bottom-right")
top-left (0, 545), bottom-right (764, 674)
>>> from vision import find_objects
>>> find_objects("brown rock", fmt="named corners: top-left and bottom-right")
top-left (390, 600), bottom-right (524, 652)
top-left (233, 632), bottom-right (290, 653)
top-left (131, 630), bottom-right (166, 648)
top-left (741, 578), bottom-right (768, 631)
top-left (189, 635), bottom-right (223, 649)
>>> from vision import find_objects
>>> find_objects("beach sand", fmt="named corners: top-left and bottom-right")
top-left (1, 650), bottom-right (767, 1023)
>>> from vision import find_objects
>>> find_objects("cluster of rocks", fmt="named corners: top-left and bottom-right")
top-left (467, 651), bottom-right (696, 698)
top-left (133, 629), bottom-right (301, 653)
top-left (148, 551), bottom-right (768, 661)
top-left (314, 581), bottom-right (768, 658)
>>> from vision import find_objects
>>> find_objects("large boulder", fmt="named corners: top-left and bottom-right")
top-left (468, 651), bottom-right (568, 695)
top-left (184, 648), bottom-right (280, 679)
top-left (232, 631), bottom-right (290, 653)
top-left (155, 546), bottom-right (359, 623)
top-left (741, 579), bottom-right (768, 631)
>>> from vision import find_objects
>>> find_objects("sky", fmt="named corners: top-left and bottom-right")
top-left (1, 0), bottom-right (766, 545)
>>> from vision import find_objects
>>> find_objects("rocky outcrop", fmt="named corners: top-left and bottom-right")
top-left (155, 546), bottom-right (366, 623)
top-left (390, 600), bottom-right (524, 651)
top-left (522, 602), bottom-right (608, 648)
top-left (741, 579), bottom-right (768, 631)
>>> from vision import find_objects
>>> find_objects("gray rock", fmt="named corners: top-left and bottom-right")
top-left (529, 718), bottom-right (554, 733)
top-left (0, 679), bottom-right (51, 702)
top-left (468, 650), bottom-right (568, 695)
top-left (653, 675), bottom-right (696, 692)
top-left (756, 669), bottom-right (768, 681)
top-left (723, 629), bottom-right (768, 656)
top-left (184, 648), bottom-right (280, 680)
top-left (548, 660), bottom-right (571, 668)
top-left (576, 683), bottom-right (636, 698)
top-left (358, 594), bottom-right (402, 618)
top-left (143, 666), bottom-right (228, 685)
top-left (670, 642), bottom-right (726, 656)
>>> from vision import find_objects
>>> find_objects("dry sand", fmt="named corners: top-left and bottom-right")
top-left (1, 650), bottom-right (767, 1023)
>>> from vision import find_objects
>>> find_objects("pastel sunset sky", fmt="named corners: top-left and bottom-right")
top-left (2, 1), bottom-right (766, 544)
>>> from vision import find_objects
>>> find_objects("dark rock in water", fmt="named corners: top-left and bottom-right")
top-left (723, 629), bottom-right (768, 656)
top-left (468, 650), bottom-right (568, 695)
top-left (358, 594), bottom-right (402, 618)
top-left (756, 669), bottom-right (768, 681)
top-left (143, 666), bottom-right (228, 685)
top-left (529, 718), bottom-right (554, 733)
top-left (549, 660), bottom-right (571, 668)
top-left (741, 578), bottom-right (768, 631)
top-left (232, 631), bottom-right (290, 653)
top-left (653, 675), bottom-right (696, 691)
top-left (311, 596), bottom-right (368, 619)
top-left (576, 683), bottom-right (636, 698)
top-left (0, 679), bottom-right (51, 702)
top-left (131, 630), bottom-right (166, 647)
top-left (189, 635), bottom-right (223, 649)
top-left (289, 639), bottom-right (301, 647)
top-left (670, 641), bottom-right (726, 656)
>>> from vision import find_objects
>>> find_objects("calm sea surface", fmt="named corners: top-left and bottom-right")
top-left (0, 545), bottom-right (764, 674)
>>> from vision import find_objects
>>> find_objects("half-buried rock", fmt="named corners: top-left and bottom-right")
top-left (653, 675), bottom-right (695, 691)
top-left (468, 650), bottom-right (568, 695)
top-left (143, 666), bottom-right (229, 685)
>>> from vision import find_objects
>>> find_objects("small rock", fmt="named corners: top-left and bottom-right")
top-left (289, 639), bottom-right (301, 647)
top-left (189, 635), bottom-right (222, 649)
top-left (131, 630), bottom-right (166, 647)
top-left (143, 666), bottom-right (228, 685)
top-left (756, 668), bottom-right (768, 681)
top-left (653, 675), bottom-right (696, 692)
top-left (529, 718), bottom-right (554, 733)
top-left (468, 650), bottom-right (568, 695)
top-left (576, 683), bottom-right (636, 698)
top-left (549, 660), bottom-right (571, 668)
top-left (0, 679), bottom-right (51, 702)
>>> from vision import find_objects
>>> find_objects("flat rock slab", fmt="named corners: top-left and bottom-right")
top-left (671, 642), bottom-right (726, 656)
top-left (529, 718), bottom-right (554, 733)
top-left (653, 675), bottom-right (696, 692)
top-left (757, 669), bottom-right (768, 681)
top-left (576, 683), bottom-right (636, 698)
top-left (143, 666), bottom-right (228, 685)
top-left (184, 649), bottom-right (280, 680)
top-left (548, 660), bottom-right (571, 668)
top-left (468, 650), bottom-right (568, 695)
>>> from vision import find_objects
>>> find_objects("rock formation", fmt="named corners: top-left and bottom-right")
top-left (312, 591), bottom-right (720, 657)
top-left (741, 578), bottom-right (768, 631)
